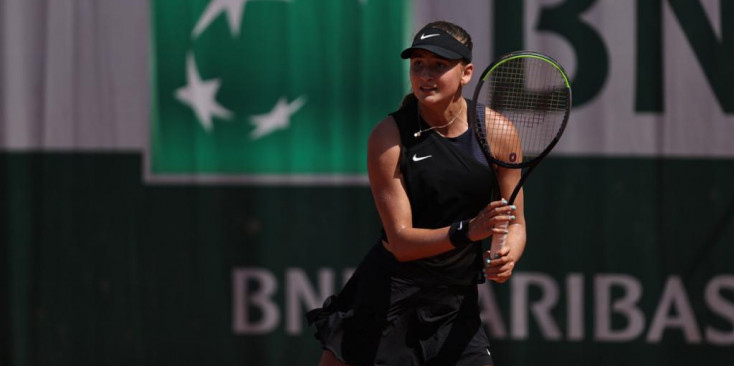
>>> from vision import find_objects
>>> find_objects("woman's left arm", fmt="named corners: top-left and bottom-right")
top-left (476, 108), bottom-right (528, 283)
top-left (484, 162), bottom-right (528, 283)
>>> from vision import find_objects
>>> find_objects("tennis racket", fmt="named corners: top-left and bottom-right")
top-left (469, 51), bottom-right (572, 260)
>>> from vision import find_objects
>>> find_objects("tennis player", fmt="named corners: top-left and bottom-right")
top-left (307, 20), bottom-right (527, 366)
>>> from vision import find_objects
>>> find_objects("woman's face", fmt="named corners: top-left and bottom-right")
top-left (409, 49), bottom-right (472, 105)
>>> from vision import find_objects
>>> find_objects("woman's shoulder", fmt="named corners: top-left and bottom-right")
top-left (369, 115), bottom-right (400, 144)
top-left (370, 95), bottom-right (418, 148)
top-left (486, 108), bottom-right (512, 125)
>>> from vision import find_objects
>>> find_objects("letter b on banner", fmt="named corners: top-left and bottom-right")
top-left (232, 268), bottom-right (279, 334)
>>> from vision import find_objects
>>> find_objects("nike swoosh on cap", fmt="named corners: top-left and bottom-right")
top-left (420, 33), bottom-right (439, 40)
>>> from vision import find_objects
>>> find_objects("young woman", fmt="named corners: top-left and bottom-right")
top-left (308, 20), bottom-right (527, 366)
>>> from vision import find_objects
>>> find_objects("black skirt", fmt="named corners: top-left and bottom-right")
top-left (306, 243), bottom-right (493, 366)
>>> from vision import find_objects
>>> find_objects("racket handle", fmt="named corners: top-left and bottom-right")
top-left (489, 220), bottom-right (509, 260)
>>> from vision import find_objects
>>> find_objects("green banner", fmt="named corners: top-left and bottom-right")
top-left (150, 0), bottom-right (408, 176)
top-left (4, 1), bottom-right (734, 366)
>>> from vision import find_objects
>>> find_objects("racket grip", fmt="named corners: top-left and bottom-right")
top-left (489, 220), bottom-right (509, 260)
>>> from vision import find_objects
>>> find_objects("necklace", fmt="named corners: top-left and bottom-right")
top-left (414, 102), bottom-right (465, 138)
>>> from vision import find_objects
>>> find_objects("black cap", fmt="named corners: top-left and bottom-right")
top-left (400, 27), bottom-right (472, 62)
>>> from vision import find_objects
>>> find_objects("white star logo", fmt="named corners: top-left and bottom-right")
top-left (192, 0), bottom-right (290, 39)
top-left (249, 96), bottom-right (306, 140)
top-left (175, 52), bottom-right (233, 132)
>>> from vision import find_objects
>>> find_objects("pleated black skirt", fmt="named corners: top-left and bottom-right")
top-left (306, 243), bottom-right (493, 366)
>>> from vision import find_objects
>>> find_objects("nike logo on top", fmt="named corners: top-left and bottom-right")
top-left (420, 33), bottom-right (439, 40)
top-left (412, 154), bottom-right (432, 162)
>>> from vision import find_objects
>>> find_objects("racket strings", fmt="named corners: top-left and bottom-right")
top-left (481, 57), bottom-right (569, 165)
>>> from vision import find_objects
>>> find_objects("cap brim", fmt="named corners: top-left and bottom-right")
top-left (400, 45), bottom-right (464, 60)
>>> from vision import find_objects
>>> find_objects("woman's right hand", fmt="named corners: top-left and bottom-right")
top-left (468, 199), bottom-right (516, 242)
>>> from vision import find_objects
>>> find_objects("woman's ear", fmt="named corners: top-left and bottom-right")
top-left (461, 63), bottom-right (474, 86)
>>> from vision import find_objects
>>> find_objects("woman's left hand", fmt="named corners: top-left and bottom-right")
top-left (483, 245), bottom-right (515, 283)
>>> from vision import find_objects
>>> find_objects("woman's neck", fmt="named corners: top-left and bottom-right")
top-left (418, 98), bottom-right (466, 136)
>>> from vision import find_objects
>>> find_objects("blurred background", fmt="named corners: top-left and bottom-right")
top-left (2, 0), bottom-right (733, 365)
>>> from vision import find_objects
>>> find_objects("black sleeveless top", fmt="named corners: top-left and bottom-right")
top-left (381, 97), bottom-right (497, 285)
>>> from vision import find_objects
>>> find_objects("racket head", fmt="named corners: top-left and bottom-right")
top-left (470, 51), bottom-right (571, 169)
